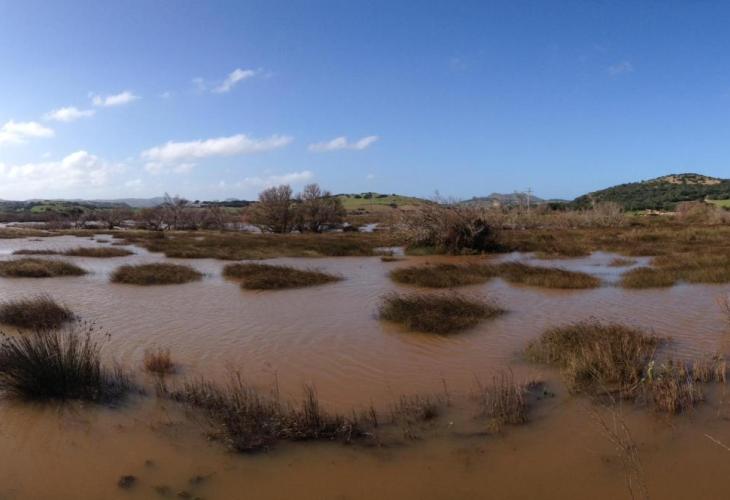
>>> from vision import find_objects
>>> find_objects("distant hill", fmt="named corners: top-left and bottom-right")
top-left (463, 192), bottom-right (548, 207)
top-left (572, 173), bottom-right (730, 211)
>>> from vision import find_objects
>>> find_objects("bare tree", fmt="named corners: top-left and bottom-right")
top-left (96, 207), bottom-right (133, 230)
top-left (294, 183), bottom-right (345, 232)
top-left (249, 185), bottom-right (294, 233)
top-left (136, 207), bottom-right (167, 230)
top-left (162, 193), bottom-right (191, 230)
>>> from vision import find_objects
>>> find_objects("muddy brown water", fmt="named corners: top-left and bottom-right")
top-left (0, 235), bottom-right (730, 499)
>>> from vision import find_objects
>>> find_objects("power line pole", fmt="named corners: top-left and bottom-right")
top-left (525, 187), bottom-right (532, 213)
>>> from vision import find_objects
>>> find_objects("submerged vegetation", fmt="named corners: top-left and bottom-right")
top-left (497, 262), bottom-right (601, 289)
top-left (379, 293), bottom-right (504, 333)
top-left (223, 263), bottom-right (341, 290)
top-left (164, 377), bottom-right (371, 452)
top-left (621, 253), bottom-right (730, 288)
top-left (0, 324), bottom-right (131, 402)
top-left (0, 295), bottom-right (75, 330)
top-left (473, 372), bottom-right (544, 432)
top-left (143, 348), bottom-right (175, 375)
top-left (0, 258), bottom-right (87, 278)
top-left (111, 263), bottom-right (203, 285)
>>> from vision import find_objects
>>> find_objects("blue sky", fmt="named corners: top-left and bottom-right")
top-left (1, 0), bottom-right (730, 201)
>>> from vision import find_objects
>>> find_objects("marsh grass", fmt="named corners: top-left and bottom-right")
top-left (380, 256), bottom-right (404, 262)
top-left (118, 231), bottom-right (388, 260)
top-left (525, 321), bottom-right (661, 395)
top-left (0, 323), bottom-right (131, 402)
top-left (608, 257), bottom-right (637, 267)
top-left (164, 377), bottom-right (370, 452)
top-left (0, 258), bottom-right (87, 278)
top-left (111, 263), bottom-right (202, 285)
top-left (223, 263), bottom-right (341, 290)
top-left (379, 293), bottom-right (504, 333)
top-left (472, 372), bottom-right (544, 432)
top-left (0, 295), bottom-right (74, 330)
top-left (643, 360), bottom-right (704, 414)
top-left (14, 247), bottom-right (133, 257)
top-left (390, 394), bottom-right (442, 439)
top-left (389, 263), bottom-right (496, 288)
top-left (497, 262), bottom-right (601, 289)
top-left (143, 348), bottom-right (175, 375)
top-left (621, 253), bottom-right (730, 288)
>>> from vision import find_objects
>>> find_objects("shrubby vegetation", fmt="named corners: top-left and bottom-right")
top-left (223, 263), bottom-right (341, 289)
top-left (111, 263), bottom-right (203, 285)
top-left (0, 295), bottom-right (75, 330)
top-left (0, 258), bottom-right (87, 278)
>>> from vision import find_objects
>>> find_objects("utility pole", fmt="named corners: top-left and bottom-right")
top-left (525, 187), bottom-right (532, 213)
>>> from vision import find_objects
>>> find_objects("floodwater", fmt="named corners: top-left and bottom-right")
top-left (0, 235), bottom-right (730, 499)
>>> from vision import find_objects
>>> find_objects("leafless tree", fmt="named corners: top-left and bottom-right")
top-left (136, 207), bottom-right (167, 230)
top-left (162, 193), bottom-right (191, 230)
top-left (96, 207), bottom-right (133, 230)
top-left (294, 183), bottom-right (345, 232)
top-left (249, 185), bottom-right (294, 233)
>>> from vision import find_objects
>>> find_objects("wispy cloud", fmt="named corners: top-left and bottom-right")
top-left (235, 170), bottom-right (314, 189)
top-left (607, 61), bottom-right (634, 77)
top-left (214, 68), bottom-right (259, 93)
top-left (308, 135), bottom-right (379, 153)
top-left (141, 133), bottom-right (292, 174)
top-left (0, 120), bottom-right (55, 146)
top-left (91, 90), bottom-right (140, 107)
top-left (44, 106), bottom-right (96, 122)
top-left (0, 151), bottom-right (122, 198)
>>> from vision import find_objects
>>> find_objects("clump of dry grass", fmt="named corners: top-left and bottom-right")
top-left (643, 360), bottom-right (705, 414)
top-left (497, 262), bottom-right (601, 289)
top-left (164, 377), bottom-right (370, 452)
top-left (473, 372), bottom-right (544, 432)
top-left (378, 292), bottom-right (504, 333)
top-left (389, 263), bottom-right (496, 288)
top-left (13, 247), bottom-right (132, 257)
top-left (62, 247), bottom-right (133, 258)
top-left (608, 257), bottom-right (637, 267)
top-left (380, 255), bottom-right (404, 262)
top-left (390, 394), bottom-right (442, 439)
top-left (0, 295), bottom-right (75, 330)
top-left (223, 263), bottom-right (341, 290)
top-left (0, 323), bottom-right (131, 402)
top-left (143, 348), bottom-right (175, 375)
top-left (111, 263), bottom-right (202, 285)
top-left (0, 258), bottom-right (87, 278)
top-left (620, 267), bottom-right (677, 289)
top-left (525, 321), bottom-right (661, 395)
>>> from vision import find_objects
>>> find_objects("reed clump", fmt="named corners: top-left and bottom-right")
top-left (0, 258), bottom-right (87, 278)
top-left (472, 372), bottom-right (544, 432)
top-left (164, 377), bottom-right (370, 452)
top-left (111, 263), bottom-right (202, 285)
top-left (143, 348), bottom-right (175, 375)
top-left (497, 262), bottom-right (601, 289)
top-left (0, 324), bottom-right (131, 402)
top-left (62, 247), bottom-right (133, 258)
top-left (0, 295), bottom-right (75, 330)
top-left (389, 263), bottom-right (496, 288)
top-left (223, 263), bottom-right (341, 290)
top-left (525, 321), bottom-right (661, 395)
top-left (379, 293), bottom-right (504, 333)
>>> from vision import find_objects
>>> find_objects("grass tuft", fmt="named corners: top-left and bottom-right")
top-left (379, 292), bottom-right (504, 333)
top-left (223, 263), bottom-right (341, 290)
top-left (472, 372), bottom-right (544, 432)
top-left (0, 295), bottom-right (75, 330)
top-left (143, 348), bottom-right (175, 375)
top-left (525, 321), bottom-right (660, 395)
top-left (497, 262), bottom-right (601, 289)
top-left (0, 323), bottom-right (131, 402)
top-left (0, 258), bottom-right (87, 278)
top-left (390, 263), bottom-right (496, 288)
top-left (111, 263), bottom-right (202, 285)
top-left (62, 247), bottom-right (133, 258)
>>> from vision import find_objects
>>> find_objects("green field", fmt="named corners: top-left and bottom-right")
top-left (336, 193), bottom-right (428, 211)
top-left (707, 199), bottom-right (730, 208)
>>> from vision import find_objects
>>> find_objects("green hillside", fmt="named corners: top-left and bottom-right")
top-left (572, 173), bottom-right (730, 211)
top-left (335, 193), bottom-right (429, 211)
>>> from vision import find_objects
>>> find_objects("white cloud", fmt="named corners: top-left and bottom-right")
top-left (0, 151), bottom-right (122, 198)
top-left (145, 162), bottom-right (196, 175)
top-left (0, 120), bottom-right (55, 146)
top-left (308, 135), bottom-right (379, 152)
top-left (213, 68), bottom-right (259, 93)
top-left (91, 90), bottom-right (140, 107)
top-left (44, 106), bottom-right (95, 122)
top-left (235, 170), bottom-right (314, 189)
top-left (141, 133), bottom-right (292, 169)
top-left (124, 178), bottom-right (143, 188)
top-left (608, 61), bottom-right (634, 77)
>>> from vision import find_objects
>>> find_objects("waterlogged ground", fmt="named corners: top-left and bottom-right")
top-left (0, 235), bottom-right (730, 498)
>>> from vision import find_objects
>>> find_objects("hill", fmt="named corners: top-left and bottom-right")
top-left (572, 173), bottom-right (730, 211)
top-left (463, 192), bottom-right (547, 207)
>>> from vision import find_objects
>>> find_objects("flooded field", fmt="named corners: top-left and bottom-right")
top-left (1, 234), bottom-right (730, 499)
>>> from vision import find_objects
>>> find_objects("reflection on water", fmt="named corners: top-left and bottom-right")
top-left (0, 235), bottom-right (729, 498)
